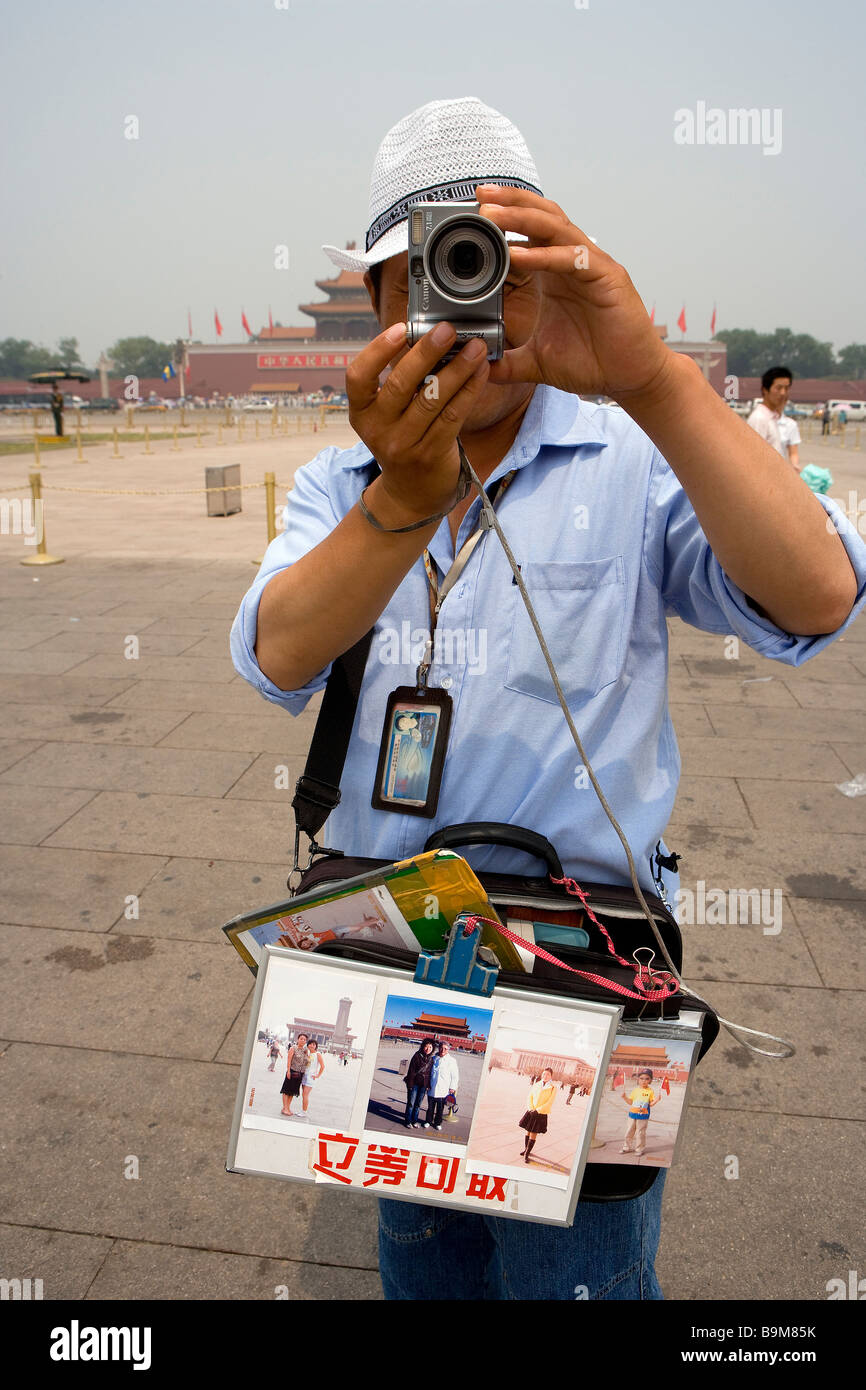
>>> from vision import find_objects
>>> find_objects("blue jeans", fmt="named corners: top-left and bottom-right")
top-left (404, 1084), bottom-right (426, 1125)
top-left (378, 1173), bottom-right (665, 1300)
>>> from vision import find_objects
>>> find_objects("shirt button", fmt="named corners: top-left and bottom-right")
top-left (440, 676), bottom-right (453, 689)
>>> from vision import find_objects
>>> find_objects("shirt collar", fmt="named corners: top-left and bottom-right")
top-left (339, 384), bottom-right (609, 483)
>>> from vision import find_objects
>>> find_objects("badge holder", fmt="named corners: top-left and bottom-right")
top-left (372, 640), bottom-right (452, 819)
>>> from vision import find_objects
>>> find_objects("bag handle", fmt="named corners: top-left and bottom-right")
top-left (423, 821), bottom-right (564, 880)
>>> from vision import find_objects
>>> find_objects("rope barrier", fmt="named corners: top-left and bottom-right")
top-left (34, 481), bottom-right (286, 496)
top-left (7, 470), bottom-right (289, 569)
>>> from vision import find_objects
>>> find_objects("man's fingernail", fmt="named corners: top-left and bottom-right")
top-left (462, 338), bottom-right (487, 360)
top-left (431, 321), bottom-right (454, 345)
top-left (386, 322), bottom-right (407, 343)
top-left (476, 183), bottom-right (500, 191)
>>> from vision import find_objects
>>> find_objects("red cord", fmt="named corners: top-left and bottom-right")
top-left (461, 889), bottom-right (679, 1004)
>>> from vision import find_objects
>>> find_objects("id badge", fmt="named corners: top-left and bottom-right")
top-left (372, 685), bottom-right (452, 818)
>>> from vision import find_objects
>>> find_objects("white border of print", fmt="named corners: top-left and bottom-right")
top-left (464, 1003), bottom-right (611, 1190)
top-left (360, 976), bottom-right (494, 1159)
top-left (240, 953), bottom-right (379, 1141)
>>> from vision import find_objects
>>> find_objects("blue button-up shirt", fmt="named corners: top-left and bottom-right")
top-left (231, 385), bottom-right (866, 893)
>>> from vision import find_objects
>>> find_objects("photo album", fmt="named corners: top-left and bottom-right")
top-left (222, 849), bottom-right (526, 973)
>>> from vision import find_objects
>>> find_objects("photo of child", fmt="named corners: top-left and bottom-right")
top-left (589, 1032), bottom-right (700, 1168)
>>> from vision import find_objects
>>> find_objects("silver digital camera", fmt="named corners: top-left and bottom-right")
top-left (406, 200), bottom-right (509, 364)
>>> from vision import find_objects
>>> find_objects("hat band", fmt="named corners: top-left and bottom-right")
top-left (365, 175), bottom-right (543, 253)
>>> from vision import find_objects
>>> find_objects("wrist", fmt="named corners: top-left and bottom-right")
top-left (364, 475), bottom-right (446, 531)
top-left (612, 348), bottom-right (694, 423)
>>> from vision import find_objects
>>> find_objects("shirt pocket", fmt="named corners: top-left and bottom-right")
top-left (505, 556), bottom-right (626, 704)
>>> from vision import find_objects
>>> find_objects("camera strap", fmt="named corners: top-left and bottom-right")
top-left (291, 459), bottom-right (513, 859)
top-left (417, 460), bottom-right (516, 687)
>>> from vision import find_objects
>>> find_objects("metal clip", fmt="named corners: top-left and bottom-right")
top-left (632, 946), bottom-right (657, 1019)
top-left (415, 636), bottom-right (434, 693)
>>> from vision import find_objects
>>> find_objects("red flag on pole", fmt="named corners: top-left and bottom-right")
top-left (241, 310), bottom-right (253, 337)
top-left (677, 306), bottom-right (687, 335)
top-left (187, 308), bottom-right (193, 339)
top-left (268, 306), bottom-right (274, 332)
top-left (649, 303), bottom-right (655, 325)
top-left (710, 303), bottom-right (717, 337)
top-left (214, 309), bottom-right (223, 338)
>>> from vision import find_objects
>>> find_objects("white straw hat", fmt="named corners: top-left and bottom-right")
top-left (322, 96), bottom-right (543, 273)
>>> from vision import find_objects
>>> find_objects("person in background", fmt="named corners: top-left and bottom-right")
top-left (777, 411), bottom-right (801, 472)
top-left (822, 401), bottom-right (832, 437)
top-left (426, 1041), bottom-right (459, 1130)
top-left (519, 1067), bottom-right (557, 1163)
top-left (746, 365), bottom-right (793, 459)
top-left (404, 1038), bottom-right (435, 1127)
top-left (50, 387), bottom-right (64, 437)
top-left (620, 1069), bottom-right (661, 1158)
top-left (300, 1038), bottom-right (325, 1115)
top-left (280, 1032), bottom-right (310, 1117)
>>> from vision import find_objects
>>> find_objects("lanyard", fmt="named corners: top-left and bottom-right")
top-left (415, 467), bottom-right (517, 689)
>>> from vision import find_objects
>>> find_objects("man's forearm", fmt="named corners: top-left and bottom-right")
top-left (616, 353), bottom-right (857, 634)
top-left (255, 474), bottom-right (440, 691)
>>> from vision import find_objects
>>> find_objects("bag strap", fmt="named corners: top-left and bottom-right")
top-left (292, 629), bottom-right (374, 841)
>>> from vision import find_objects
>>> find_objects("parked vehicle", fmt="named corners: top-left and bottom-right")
top-left (242, 398), bottom-right (276, 411)
top-left (828, 400), bottom-right (866, 422)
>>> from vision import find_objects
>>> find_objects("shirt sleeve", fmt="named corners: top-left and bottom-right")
top-left (643, 449), bottom-right (866, 666)
top-left (230, 447), bottom-right (345, 714)
top-left (789, 421), bottom-right (802, 446)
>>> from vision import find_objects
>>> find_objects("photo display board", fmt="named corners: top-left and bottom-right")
top-left (227, 947), bottom-right (622, 1226)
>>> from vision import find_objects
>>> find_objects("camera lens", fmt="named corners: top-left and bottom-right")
top-left (448, 241), bottom-right (483, 280)
top-left (426, 216), bottom-right (508, 302)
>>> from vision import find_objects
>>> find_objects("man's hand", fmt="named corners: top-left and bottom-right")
top-left (346, 319), bottom-right (490, 522)
top-left (475, 184), bottom-right (672, 403)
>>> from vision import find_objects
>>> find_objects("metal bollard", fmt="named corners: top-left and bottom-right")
top-left (252, 470), bottom-right (278, 564)
top-left (20, 471), bottom-right (64, 567)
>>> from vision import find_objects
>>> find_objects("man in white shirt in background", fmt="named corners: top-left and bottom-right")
top-left (777, 411), bottom-right (801, 471)
top-left (426, 1042), bottom-right (460, 1130)
top-left (747, 365), bottom-right (799, 469)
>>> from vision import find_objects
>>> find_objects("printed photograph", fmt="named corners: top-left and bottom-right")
top-left (234, 884), bottom-right (418, 968)
top-left (589, 1033), bottom-right (700, 1168)
top-left (465, 1007), bottom-right (614, 1189)
top-left (378, 703), bottom-right (442, 807)
top-left (364, 992), bottom-right (493, 1145)
top-left (242, 956), bottom-right (378, 1138)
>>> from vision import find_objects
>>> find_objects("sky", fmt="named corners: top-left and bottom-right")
top-left (2, 0), bottom-right (864, 366)
top-left (260, 959), bottom-right (377, 1032)
top-left (383, 994), bottom-right (493, 1036)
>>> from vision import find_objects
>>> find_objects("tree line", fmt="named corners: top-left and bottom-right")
top-left (0, 336), bottom-right (177, 382)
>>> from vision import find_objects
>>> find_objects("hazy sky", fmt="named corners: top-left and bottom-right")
top-left (2, 0), bottom-right (864, 365)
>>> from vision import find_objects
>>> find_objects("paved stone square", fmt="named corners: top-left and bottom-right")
top-left (0, 421), bottom-right (864, 1300)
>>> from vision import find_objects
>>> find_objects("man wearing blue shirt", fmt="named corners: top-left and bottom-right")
top-left (231, 98), bottom-right (866, 1300)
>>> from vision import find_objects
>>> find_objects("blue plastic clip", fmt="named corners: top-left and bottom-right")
top-left (413, 911), bottom-right (499, 997)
